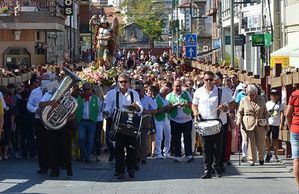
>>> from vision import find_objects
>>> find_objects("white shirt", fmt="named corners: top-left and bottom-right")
top-left (97, 98), bottom-right (104, 122)
top-left (0, 91), bottom-right (7, 110)
top-left (81, 96), bottom-right (102, 121)
top-left (266, 100), bottom-right (284, 126)
top-left (104, 88), bottom-right (143, 116)
top-left (166, 91), bottom-right (193, 123)
top-left (192, 85), bottom-right (232, 124)
top-left (27, 87), bottom-right (44, 119)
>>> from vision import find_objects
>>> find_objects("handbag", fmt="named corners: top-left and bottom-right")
top-left (258, 118), bottom-right (268, 127)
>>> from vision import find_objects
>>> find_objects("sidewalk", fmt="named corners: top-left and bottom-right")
top-left (0, 154), bottom-right (296, 194)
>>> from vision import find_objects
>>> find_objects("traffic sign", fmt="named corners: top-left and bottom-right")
top-left (186, 46), bottom-right (197, 58)
top-left (185, 33), bottom-right (197, 46)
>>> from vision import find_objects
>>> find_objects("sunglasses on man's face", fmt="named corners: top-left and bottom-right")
top-left (204, 78), bottom-right (214, 82)
top-left (119, 80), bottom-right (128, 84)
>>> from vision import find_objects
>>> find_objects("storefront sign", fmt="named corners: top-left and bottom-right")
top-left (270, 56), bottom-right (289, 68)
top-left (64, 0), bottom-right (73, 15)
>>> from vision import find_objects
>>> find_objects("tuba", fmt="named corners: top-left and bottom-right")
top-left (42, 67), bottom-right (81, 130)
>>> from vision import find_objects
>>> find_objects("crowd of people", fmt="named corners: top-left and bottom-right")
top-left (0, 49), bottom-right (293, 181)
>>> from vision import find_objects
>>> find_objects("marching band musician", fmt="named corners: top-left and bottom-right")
top-left (192, 71), bottom-right (231, 179)
top-left (103, 73), bottom-right (143, 179)
top-left (38, 80), bottom-right (73, 177)
top-left (27, 74), bottom-right (51, 174)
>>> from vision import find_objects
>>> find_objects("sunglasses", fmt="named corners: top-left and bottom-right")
top-left (83, 88), bottom-right (90, 91)
top-left (204, 78), bottom-right (214, 82)
top-left (119, 80), bottom-right (128, 84)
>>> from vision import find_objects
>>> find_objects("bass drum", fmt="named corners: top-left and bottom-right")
top-left (110, 109), bottom-right (143, 142)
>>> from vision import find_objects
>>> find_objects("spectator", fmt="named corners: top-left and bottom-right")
top-left (237, 84), bottom-right (268, 166)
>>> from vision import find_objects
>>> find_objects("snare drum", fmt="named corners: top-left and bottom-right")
top-left (110, 109), bottom-right (143, 141)
top-left (194, 120), bottom-right (222, 136)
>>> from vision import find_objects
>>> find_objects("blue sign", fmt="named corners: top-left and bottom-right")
top-left (185, 33), bottom-right (197, 46)
top-left (186, 46), bottom-right (197, 58)
top-left (213, 39), bottom-right (221, 49)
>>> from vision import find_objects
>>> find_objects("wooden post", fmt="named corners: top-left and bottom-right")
top-left (264, 66), bottom-right (271, 99)
top-left (274, 63), bottom-right (284, 154)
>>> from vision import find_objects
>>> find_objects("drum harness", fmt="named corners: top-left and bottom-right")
top-left (115, 90), bottom-right (142, 148)
top-left (199, 88), bottom-right (223, 124)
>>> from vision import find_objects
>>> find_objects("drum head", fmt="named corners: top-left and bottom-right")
top-left (198, 120), bottom-right (220, 128)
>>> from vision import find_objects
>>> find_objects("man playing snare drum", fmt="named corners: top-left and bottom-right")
top-left (103, 73), bottom-right (143, 179)
top-left (192, 71), bottom-right (231, 179)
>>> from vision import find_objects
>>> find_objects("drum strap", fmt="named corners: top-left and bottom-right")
top-left (217, 88), bottom-right (222, 119)
top-left (116, 91), bottom-right (134, 109)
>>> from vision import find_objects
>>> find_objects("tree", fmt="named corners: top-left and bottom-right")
top-left (122, 0), bottom-right (163, 48)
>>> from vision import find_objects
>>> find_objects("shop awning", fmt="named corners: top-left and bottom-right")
top-left (290, 48), bottom-right (299, 68)
top-left (270, 45), bottom-right (299, 68)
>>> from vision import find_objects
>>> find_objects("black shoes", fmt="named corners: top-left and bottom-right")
top-left (215, 170), bottom-right (222, 178)
top-left (50, 169), bottom-right (60, 177)
top-left (117, 173), bottom-right (125, 179)
top-left (265, 154), bottom-right (272, 162)
top-left (134, 164), bottom-right (140, 171)
top-left (128, 169), bottom-right (135, 178)
top-left (109, 154), bottom-right (114, 162)
top-left (37, 169), bottom-right (48, 174)
top-left (201, 172), bottom-right (212, 179)
top-left (66, 168), bottom-right (73, 176)
top-left (259, 160), bottom-right (264, 165)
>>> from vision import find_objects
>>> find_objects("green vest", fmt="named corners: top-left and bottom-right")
top-left (155, 95), bottom-right (166, 121)
top-left (167, 91), bottom-right (192, 119)
top-left (76, 95), bottom-right (99, 123)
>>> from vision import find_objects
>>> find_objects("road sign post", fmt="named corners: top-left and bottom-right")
top-left (185, 33), bottom-right (197, 59)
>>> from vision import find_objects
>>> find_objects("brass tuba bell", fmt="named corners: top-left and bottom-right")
top-left (41, 67), bottom-right (81, 130)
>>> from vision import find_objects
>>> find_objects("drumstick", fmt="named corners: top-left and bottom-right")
top-left (210, 101), bottom-right (229, 114)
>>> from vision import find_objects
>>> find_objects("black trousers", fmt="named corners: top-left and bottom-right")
top-left (201, 131), bottom-right (223, 172)
top-left (94, 121), bottom-right (103, 155)
top-left (170, 120), bottom-right (193, 157)
top-left (20, 119), bottom-right (35, 158)
top-left (115, 134), bottom-right (136, 174)
top-left (35, 119), bottom-right (48, 170)
top-left (220, 123), bottom-right (229, 167)
top-left (47, 121), bottom-right (72, 171)
top-left (136, 129), bottom-right (148, 161)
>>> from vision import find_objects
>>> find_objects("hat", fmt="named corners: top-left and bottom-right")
top-left (270, 89), bottom-right (279, 95)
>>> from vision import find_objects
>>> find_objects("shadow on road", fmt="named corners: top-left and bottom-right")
top-left (0, 156), bottom-right (241, 193)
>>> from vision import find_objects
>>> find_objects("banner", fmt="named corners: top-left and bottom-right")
top-left (270, 56), bottom-right (289, 68)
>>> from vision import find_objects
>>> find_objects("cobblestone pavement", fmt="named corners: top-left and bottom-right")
top-left (0, 154), bottom-right (296, 194)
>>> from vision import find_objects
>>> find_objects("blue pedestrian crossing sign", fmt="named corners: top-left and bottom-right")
top-left (186, 46), bottom-right (197, 58)
top-left (185, 33), bottom-right (197, 46)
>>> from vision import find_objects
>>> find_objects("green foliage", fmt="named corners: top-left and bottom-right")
top-left (122, 0), bottom-right (163, 42)
top-left (0, 7), bottom-right (9, 14)
top-left (223, 52), bottom-right (239, 67)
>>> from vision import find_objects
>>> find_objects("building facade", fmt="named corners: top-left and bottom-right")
top-left (0, 0), bottom-right (80, 68)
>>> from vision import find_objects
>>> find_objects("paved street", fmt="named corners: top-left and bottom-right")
top-left (0, 154), bottom-right (296, 194)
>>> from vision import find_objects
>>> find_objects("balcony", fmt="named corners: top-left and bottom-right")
top-left (0, 12), bottom-right (65, 31)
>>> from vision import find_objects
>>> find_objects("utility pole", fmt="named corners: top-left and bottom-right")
top-left (176, 0), bottom-right (179, 58)
top-left (190, 0), bottom-right (193, 33)
top-left (230, 0), bottom-right (235, 68)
